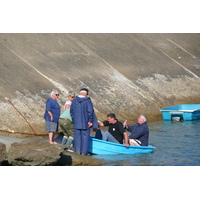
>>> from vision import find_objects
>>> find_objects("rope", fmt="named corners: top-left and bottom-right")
top-left (5, 97), bottom-right (37, 135)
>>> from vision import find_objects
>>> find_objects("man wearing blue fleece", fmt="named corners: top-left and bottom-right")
top-left (123, 115), bottom-right (149, 146)
top-left (70, 88), bottom-right (97, 155)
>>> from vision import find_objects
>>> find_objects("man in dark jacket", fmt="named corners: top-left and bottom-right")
top-left (123, 114), bottom-right (149, 146)
top-left (70, 88), bottom-right (96, 155)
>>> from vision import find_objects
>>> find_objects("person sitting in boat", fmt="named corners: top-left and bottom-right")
top-left (123, 114), bottom-right (149, 146)
top-left (98, 113), bottom-right (129, 147)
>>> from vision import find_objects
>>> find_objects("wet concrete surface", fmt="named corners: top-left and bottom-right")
top-left (0, 134), bottom-right (24, 151)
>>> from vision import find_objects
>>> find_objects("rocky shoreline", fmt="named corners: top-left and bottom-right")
top-left (0, 134), bottom-right (107, 166)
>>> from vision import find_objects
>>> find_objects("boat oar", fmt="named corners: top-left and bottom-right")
top-left (5, 97), bottom-right (37, 135)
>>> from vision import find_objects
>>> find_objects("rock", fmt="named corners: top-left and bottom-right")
top-left (0, 142), bottom-right (7, 165)
top-left (7, 138), bottom-right (67, 166)
top-left (7, 138), bottom-right (107, 166)
top-left (58, 151), bottom-right (107, 166)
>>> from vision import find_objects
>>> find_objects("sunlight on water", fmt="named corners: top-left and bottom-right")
top-left (91, 120), bottom-right (200, 166)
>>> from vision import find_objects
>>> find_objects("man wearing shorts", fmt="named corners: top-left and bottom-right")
top-left (123, 114), bottom-right (149, 146)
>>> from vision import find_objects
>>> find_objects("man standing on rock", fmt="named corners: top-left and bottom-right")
top-left (70, 88), bottom-right (96, 155)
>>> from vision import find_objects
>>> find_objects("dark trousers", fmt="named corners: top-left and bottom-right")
top-left (59, 119), bottom-right (74, 137)
top-left (74, 129), bottom-right (90, 155)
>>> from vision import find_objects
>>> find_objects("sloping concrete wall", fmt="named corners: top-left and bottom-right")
top-left (0, 33), bottom-right (200, 133)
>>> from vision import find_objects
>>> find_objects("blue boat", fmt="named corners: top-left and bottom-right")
top-left (160, 104), bottom-right (200, 121)
top-left (88, 137), bottom-right (156, 155)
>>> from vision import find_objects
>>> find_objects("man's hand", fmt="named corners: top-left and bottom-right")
top-left (123, 120), bottom-right (128, 128)
top-left (98, 122), bottom-right (104, 127)
top-left (88, 122), bottom-right (93, 127)
top-left (124, 142), bottom-right (129, 147)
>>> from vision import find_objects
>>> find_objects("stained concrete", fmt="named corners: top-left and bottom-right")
top-left (0, 135), bottom-right (23, 151)
top-left (0, 33), bottom-right (200, 134)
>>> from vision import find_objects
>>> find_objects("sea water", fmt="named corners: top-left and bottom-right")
top-left (91, 120), bottom-right (200, 166)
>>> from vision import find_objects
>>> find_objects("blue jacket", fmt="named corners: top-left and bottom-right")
top-left (70, 96), bottom-right (97, 129)
top-left (127, 122), bottom-right (149, 146)
top-left (44, 98), bottom-right (60, 123)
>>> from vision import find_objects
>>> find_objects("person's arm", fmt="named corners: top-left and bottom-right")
top-left (130, 124), bottom-right (146, 139)
top-left (119, 122), bottom-right (129, 147)
top-left (87, 99), bottom-right (94, 126)
top-left (98, 120), bottom-right (109, 127)
top-left (123, 120), bottom-right (128, 129)
top-left (47, 111), bottom-right (54, 121)
top-left (127, 125), bottom-right (134, 133)
top-left (64, 104), bottom-right (70, 110)
top-left (123, 132), bottom-right (129, 147)
top-left (46, 99), bottom-right (54, 121)
top-left (98, 122), bottom-right (104, 127)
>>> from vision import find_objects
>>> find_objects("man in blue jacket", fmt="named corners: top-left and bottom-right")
top-left (70, 88), bottom-right (96, 155)
top-left (123, 114), bottom-right (149, 146)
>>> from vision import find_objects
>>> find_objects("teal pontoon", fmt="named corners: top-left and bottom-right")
top-left (160, 104), bottom-right (200, 121)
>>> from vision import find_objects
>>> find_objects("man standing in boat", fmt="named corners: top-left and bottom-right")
top-left (98, 113), bottom-right (129, 147)
top-left (123, 114), bottom-right (149, 146)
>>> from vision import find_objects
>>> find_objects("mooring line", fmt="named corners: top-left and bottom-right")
top-left (5, 97), bottom-right (37, 135)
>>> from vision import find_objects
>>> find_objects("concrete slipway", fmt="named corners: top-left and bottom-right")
top-left (0, 33), bottom-right (200, 134)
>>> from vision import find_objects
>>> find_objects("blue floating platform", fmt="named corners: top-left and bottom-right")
top-left (160, 104), bottom-right (200, 121)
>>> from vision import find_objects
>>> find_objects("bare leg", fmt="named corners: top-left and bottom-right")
top-left (49, 132), bottom-right (57, 144)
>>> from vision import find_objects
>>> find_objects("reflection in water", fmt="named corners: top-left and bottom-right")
top-left (91, 120), bottom-right (200, 166)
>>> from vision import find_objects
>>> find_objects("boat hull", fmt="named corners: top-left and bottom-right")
top-left (160, 104), bottom-right (200, 121)
top-left (88, 137), bottom-right (156, 155)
